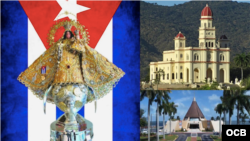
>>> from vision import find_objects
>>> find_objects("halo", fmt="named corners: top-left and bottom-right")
top-left (47, 19), bottom-right (90, 46)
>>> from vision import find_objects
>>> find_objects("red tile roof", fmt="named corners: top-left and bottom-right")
top-left (201, 4), bottom-right (212, 16)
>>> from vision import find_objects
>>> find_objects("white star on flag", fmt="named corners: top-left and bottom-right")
top-left (54, 0), bottom-right (90, 21)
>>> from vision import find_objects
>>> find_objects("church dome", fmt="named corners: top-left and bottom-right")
top-left (220, 35), bottom-right (228, 39)
top-left (175, 31), bottom-right (184, 38)
top-left (201, 4), bottom-right (212, 16)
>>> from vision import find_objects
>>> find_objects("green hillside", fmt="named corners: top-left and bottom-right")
top-left (140, 1), bottom-right (250, 80)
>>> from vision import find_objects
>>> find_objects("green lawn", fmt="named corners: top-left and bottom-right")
top-left (140, 135), bottom-right (178, 141)
top-left (197, 137), bottom-right (202, 141)
top-left (202, 130), bottom-right (213, 132)
top-left (186, 137), bottom-right (201, 141)
top-left (175, 130), bottom-right (187, 132)
top-left (210, 135), bottom-right (222, 141)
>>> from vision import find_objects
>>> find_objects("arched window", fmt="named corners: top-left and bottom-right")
top-left (180, 54), bottom-right (183, 58)
top-left (194, 53), bottom-right (199, 61)
top-left (172, 73), bottom-right (174, 79)
top-left (180, 73), bottom-right (183, 79)
top-left (220, 54), bottom-right (224, 61)
top-left (225, 44), bottom-right (227, 47)
top-left (163, 74), bottom-right (165, 80)
top-left (204, 23), bottom-right (206, 27)
top-left (180, 66), bottom-right (183, 69)
top-left (208, 23), bottom-right (210, 27)
top-left (167, 74), bottom-right (169, 80)
top-left (180, 42), bottom-right (182, 47)
top-left (209, 42), bottom-right (210, 47)
top-left (206, 42), bottom-right (208, 47)
top-left (208, 54), bottom-right (211, 60)
top-left (156, 67), bottom-right (158, 71)
top-left (211, 42), bottom-right (213, 47)
top-left (200, 42), bottom-right (204, 47)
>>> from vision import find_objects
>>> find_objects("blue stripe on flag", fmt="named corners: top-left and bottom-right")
top-left (113, 1), bottom-right (140, 141)
top-left (1, 1), bottom-right (140, 141)
top-left (1, 1), bottom-right (28, 141)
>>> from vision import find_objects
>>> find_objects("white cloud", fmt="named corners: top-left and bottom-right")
top-left (175, 102), bottom-right (185, 108)
top-left (204, 107), bottom-right (210, 112)
top-left (208, 94), bottom-right (220, 101)
top-left (182, 90), bottom-right (192, 96)
top-left (175, 96), bottom-right (192, 103)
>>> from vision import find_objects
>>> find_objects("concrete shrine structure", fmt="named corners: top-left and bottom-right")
top-left (164, 96), bottom-right (223, 133)
top-left (150, 4), bottom-right (230, 84)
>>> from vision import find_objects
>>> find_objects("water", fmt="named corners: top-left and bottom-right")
top-left (147, 121), bottom-right (250, 126)
top-left (224, 121), bottom-right (250, 125)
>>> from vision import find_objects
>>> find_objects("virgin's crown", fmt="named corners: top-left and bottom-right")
top-left (63, 21), bottom-right (72, 31)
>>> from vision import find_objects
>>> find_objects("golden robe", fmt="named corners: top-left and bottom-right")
top-left (17, 38), bottom-right (125, 103)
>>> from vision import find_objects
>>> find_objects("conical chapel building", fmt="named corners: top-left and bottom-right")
top-left (165, 96), bottom-right (223, 132)
top-left (183, 97), bottom-right (206, 129)
top-left (150, 4), bottom-right (230, 84)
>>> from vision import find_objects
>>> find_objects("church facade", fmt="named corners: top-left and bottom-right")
top-left (149, 4), bottom-right (230, 84)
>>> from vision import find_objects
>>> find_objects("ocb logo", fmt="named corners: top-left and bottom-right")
top-left (222, 125), bottom-right (249, 140)
top-left (226, 129), bottom-right (246, 136)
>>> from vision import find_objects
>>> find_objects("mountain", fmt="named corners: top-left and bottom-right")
top-left (140, 1), bottom-right (250, 80)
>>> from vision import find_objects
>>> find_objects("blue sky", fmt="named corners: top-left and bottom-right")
top-left (144, 1), bottom-right (250, 6)
top-left (140, 90), bottom-right (250, 121)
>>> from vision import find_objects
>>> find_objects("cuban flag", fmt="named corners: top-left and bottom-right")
top-left (41, 66), bottom-right (46, 74)
top-left (1, 1), bottom-right (139, 141)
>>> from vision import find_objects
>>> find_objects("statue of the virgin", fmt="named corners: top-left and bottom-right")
top-left (17, 20), bottom-right (125, 141)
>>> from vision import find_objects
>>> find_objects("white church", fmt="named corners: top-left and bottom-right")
top-left (150, 4), bottom-right (230, 84)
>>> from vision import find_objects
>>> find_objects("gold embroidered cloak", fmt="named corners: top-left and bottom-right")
top-left (17, 38), bottom-right (125, 103)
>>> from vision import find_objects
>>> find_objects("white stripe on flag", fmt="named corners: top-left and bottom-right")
top-left (28, 18), bottom-right (113, 140)
top-left (85, 19), bottom-right (113, 141)
top-left (28, 19), bottom-right (56, 141)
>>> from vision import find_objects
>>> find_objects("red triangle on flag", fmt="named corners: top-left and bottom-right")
top-left (19, 1), bottom-right (121, 49)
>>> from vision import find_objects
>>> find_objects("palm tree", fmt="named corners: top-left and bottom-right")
top-left (216, 116), bottom-right (220, 121)
top-left (221, 90), bottom-right (234, 125)
top-left (215, 104), bottom-right (223, 137)
top-left (159, 98), bottom-right (174, 140)
top-left (154, 90), bottom-right (170, 141)
top-left (168, 102), bottom-right (177, 135)
top-left (176, 116), bottom-right (180, 121)
top-left (140, 109), bottom-right (147, 132)
top-left (233, 52), bottom-right (250, 80)
top-left (153, 69), bottom-right (165, 90)
top-left (211, 117), bottom-right (215, 120)
top-left (140, 109), bottom-right (145, 118)
top-left (140, 90), bottom-right (156, 141)
top-left (239, 112), bottom-right (249, 125)
top-left (229, 89), bottom-right (250, 125)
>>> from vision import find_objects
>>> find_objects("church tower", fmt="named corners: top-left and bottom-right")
top-left (198, 4), bottom-right (216, 49)
top-left (174, 31), bottom-right (186, 50)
